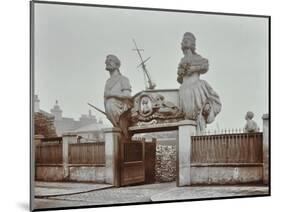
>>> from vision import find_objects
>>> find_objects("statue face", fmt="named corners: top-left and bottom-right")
top-left (140, 96), bottom-right (153, 116)
top-left (105, 56), bottom-right (118, 71)
top-left (245, 112), bottom-right (254, 120)
top-left (181, 36), bottom-right (195, 51)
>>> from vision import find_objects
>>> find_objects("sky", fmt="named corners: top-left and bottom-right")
top-left (34, 3), bottom-right (269, 130)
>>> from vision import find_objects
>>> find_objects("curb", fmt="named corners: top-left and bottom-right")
top-left (35, 185), bottom-right (114, 198)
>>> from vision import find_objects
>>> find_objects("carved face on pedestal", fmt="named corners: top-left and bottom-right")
top-left (181, 32), bottom-right (196, 53)
top-left (105, 54), bottom-right (121, 72)
top-left (140, 96), bottom-right (153, 117)
top-left (245, 111), bottom-right (254, 120)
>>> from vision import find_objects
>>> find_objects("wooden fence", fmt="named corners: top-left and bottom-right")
top-left (36, 143), bottom-right (63, 165)
top-left (35, 138), bottom-right (105, 166)
top-left (68, 142), bottom-right (105, 165)
top-left (191, 132), bottom-right (263, 164)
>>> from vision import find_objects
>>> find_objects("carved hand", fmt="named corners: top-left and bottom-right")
top-left (202, 103), bottom-right (211, 117)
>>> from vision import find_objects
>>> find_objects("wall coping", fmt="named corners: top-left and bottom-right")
top-left (34, 134), bottom-right (44, 139)
top-left (178, 119), bottom-right (197, 126)
top-left (191, 163), bottom-right (263, 167)
top-left (62, 132), bottom-right (77, 137)
top-left (103, 127), bottom-right (122, 133)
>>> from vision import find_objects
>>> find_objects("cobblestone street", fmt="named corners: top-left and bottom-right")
top-left (34, 182), bottom-right (269, 210)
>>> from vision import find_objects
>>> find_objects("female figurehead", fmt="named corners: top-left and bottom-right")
top-left (177, 32), bottom-right (221, 133)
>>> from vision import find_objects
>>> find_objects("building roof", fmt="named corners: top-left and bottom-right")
top-left (70, 122), bottom-right (110, 133)
top-left (37, 109), bottom-right (54, 118)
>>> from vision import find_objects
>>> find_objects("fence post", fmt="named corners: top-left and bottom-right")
top-left (262, 114), bottom-right (269, 185)
top-left (62, 133), bottom-right (77, 180)
top-left (34, 134), bottom-right (44, 181)
top-left (104, 127), bottom-right (121, 187)
top-left (177, 120), bottom-right (197, 186)
top-left (34, 134), bottom-right (44, 146)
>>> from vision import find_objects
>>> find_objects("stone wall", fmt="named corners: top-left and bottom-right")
top-left (36, 166), bottom-right (64, 181)
top-left (36, 165), bottom-right (105, 183)
top-left (155, 144), bottom-right (177, 182)
top-left (190, 166), bottom-right (263, 185)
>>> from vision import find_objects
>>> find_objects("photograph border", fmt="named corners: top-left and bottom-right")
top-left (30, 0), bottom-right (271, 211)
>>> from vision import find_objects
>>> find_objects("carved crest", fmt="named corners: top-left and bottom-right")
top-left (139, 95), bottom-right (153, 117)
top-left (131, 92), bottom-right (184, 126)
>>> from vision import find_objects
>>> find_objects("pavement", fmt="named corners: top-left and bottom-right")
top-left (33, 182), bottom-right (269, 210)
top-left (35, 181), bottom-right (113, 197)
top-left (151, 185), bottom-right (269, 201)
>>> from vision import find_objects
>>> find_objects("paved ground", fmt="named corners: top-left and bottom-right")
top-left (35, 181), bottom-right (113, 197)
top-left (151, 185), bottom-right (269, 201)
top-left (34, 182), bottom-right (269, 210)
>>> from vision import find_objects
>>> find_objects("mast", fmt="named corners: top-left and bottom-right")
top-left (132, 39), bottom-right (156, 90)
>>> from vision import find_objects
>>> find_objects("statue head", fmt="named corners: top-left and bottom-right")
top-left (105, 54), bottom-right (121, 72)
top-left (245, 111), bottom-right (254, 120)
top-left (181, 32), bottom-right (196, 53)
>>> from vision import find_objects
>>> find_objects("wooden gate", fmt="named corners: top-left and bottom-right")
top-left (145, 139), bottom-right (156, 184)
top-left (120, 140), bottom-right (145, 186)
top-left (119, 138), bottom-right (156, 186)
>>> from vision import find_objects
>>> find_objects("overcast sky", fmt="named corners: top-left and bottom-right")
top-left (34, 3), bottom-right (269, 130)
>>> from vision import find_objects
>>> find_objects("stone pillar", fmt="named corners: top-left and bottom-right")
top-left (177, 120), bottom-right (197, 186)
top-left (262, 114), bottom-right (269, 185)
top-left (104, 127), bottom-right (121, 187)
top-left (62, 133), bottom-right (77, 180)
top-left (34, 134), bottom-right (44, 146)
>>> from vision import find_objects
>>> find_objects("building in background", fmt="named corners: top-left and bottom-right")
top-left (70, 121), bottom-right (105, 141)
top-left (35, 95), bottom-right (107, 139)
top-left (34, 95), bottom-right (57, 137)
top-left (49, 100), bottom-right (104, 136)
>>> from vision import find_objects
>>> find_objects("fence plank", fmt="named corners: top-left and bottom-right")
top-left (36, 143), bottom-right (62, 164)
top-left (191, 132), bottom-right (263, 164)
top-left (68, 142), bottom-right (105, 165)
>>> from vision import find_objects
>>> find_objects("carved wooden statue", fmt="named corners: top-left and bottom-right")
top-left (243, 111), bottom-right (259, 133)
top-left (177, 32), bottom-right (222, 133)
top-left (104, 54), bottom-right (133, 128)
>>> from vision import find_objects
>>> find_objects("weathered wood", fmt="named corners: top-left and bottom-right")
top-left (68, 142), bottom-right (105, 165)
top-left (191, 132), bottom-right (263, 164)
top-left (41, 137), bottom-right (62, 142)
top-left (120, 140), bottom-right (145, 186)
top-left (36, 143), bottom-right (63, 164)
top-left (36, 141), bottom-right (105, 166)
top-left (145, 140), bottom-right (156, 184)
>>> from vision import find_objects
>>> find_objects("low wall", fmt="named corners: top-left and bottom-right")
top-left (35, 135), bottom-right (106, 183)
top-left (189, 132), bottom-right (264, 185)
top-left (190, 165), bottom-right (263, 184)
top-left (36, 165), bottom-right (105, 183)
top-left (36, 165), bottom-right (64, 181)
top-left (69, 166), bottom-right (105, 182)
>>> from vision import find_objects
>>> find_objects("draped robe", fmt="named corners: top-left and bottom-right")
top-left (178, 50), bottom-right (222, 133)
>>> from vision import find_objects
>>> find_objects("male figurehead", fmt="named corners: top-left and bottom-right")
top-left (104, 54), bottom-right (132, 127)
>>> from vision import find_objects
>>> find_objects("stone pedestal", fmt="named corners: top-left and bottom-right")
top-left (104, 127), bottom-right (121, 187)
top-left (62, 133), bottom-right (77, 179)
top-left (262, 114), bottom-right (269, 185)
top-left (177, 120), bottom-right (197, 186)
